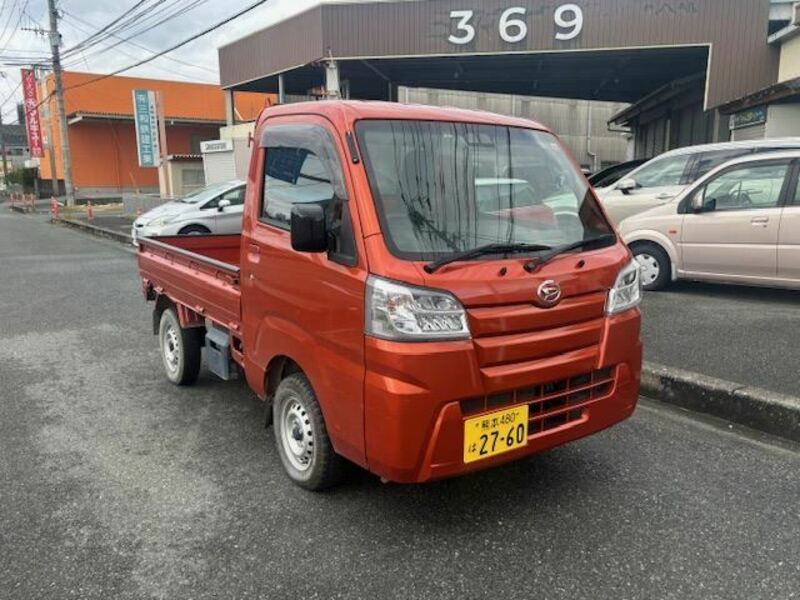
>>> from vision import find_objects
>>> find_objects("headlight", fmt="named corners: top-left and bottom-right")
top-left (148, 216), bottom-right (175, 228)
top-left (365, 275), bottom-right (471, 341)
top-left (606, 259), bottom-right (642, 315)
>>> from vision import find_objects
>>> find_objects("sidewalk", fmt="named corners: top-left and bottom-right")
top-left (640, 282), bottom-right (799, 398)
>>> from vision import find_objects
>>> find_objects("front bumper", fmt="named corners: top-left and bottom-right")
top-left (363, 309), bottom-right (642, 483)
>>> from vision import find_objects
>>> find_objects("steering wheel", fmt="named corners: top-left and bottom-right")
top-left (735, 192), bottom-right (753, 208)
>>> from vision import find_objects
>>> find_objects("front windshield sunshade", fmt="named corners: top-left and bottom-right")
top-left (356, 120), bottom-right (612, 262)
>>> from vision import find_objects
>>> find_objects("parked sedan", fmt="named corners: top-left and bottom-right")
top-left (619, 151), bottom-right (800, 291)
top-left (595, 138), bottom-right (800, 225)
top-left (132, 180), bottom-right (246, 245)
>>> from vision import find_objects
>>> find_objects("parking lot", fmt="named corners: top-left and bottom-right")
top-left (1, 213), bottom-right (798, 599)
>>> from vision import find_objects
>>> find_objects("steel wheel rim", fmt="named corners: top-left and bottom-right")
top-left (636, 253), bottom-right (660, 285)
top-left (163, 324), bottom-right (180, 373)
top-left (280, 397), bottom-right (314, 472)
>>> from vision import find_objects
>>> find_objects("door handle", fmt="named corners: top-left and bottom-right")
top-left (750, 217), bottom-right (769, 226)
top-left (247, 243), bottom-right (261, 255)
top-left (655, 193), bottom-right (674, 200)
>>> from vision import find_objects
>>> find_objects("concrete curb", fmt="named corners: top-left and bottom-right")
top-left (51, 216), bottom-right (133, 244)
top-left (642, 362), bottom-right (800, 443)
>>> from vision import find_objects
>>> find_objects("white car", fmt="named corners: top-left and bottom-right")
top-left (595, 138), bottom-right (800, 225)
top-left (132, 180), bottom-right (246, 245)
top-left (619, 151), bottom-right (800, 291)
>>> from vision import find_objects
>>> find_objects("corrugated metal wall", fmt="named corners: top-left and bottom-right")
top-left (400, 87), bottom-right (630, 169)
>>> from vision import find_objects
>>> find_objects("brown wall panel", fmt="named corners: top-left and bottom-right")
top-left (220, 0), bottom-right (779, 109)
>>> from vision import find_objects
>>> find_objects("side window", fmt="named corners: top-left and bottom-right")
top-left (701, 163), bottom-right (788, 212)
top-left (629, 154), bottom-right (690, 188)
top-left (223, 186), bottom-right (246, 206)
top-left (689, 149), bottom-right (753, 183)
top-left (260, 124), bottom-right (356, 262)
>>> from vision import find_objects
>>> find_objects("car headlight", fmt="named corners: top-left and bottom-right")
top-left (148, 216), bottom-right (176, 228)
top-left (365, 275), bottom-right (471, 341)
top-left (606, 258), bottom-right (642, 315)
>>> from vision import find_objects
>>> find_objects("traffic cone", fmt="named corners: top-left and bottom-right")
top-left (87, 200), bottom-right (94, 223)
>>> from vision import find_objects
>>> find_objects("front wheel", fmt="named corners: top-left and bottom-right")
top-left (158, 308), bottom-right (202, 385)
top-left (272, 373), bottom-right (344, 491)
top-left (632, 242), bottom-right (671, 291)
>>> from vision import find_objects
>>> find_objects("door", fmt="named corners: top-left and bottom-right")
top-left (778, 167), bottom-right (800, 285)
top-left (680, 160), bottom-right (790, 283)
top-left (240, 116), bottom-right (367, 464)
top-left (214, 185), bottom-right (246, 234)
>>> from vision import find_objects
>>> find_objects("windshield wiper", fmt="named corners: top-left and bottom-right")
top-left (523, 233), bottom-right (617, 273)
top-left (424, 242), bottom-right (553, 274)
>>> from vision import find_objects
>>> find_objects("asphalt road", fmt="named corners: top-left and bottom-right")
top-left (642, 281), bottom-right (800, 397)
top-left (1, 213), bottom-right (799, 599)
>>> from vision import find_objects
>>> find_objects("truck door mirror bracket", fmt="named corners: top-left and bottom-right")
top-left (290, 204), bottom-right (328, 252)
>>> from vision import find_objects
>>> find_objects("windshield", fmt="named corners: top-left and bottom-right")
top-left (179, 181), bottom-right (239, 204)
top-left (627, 153), bottom-right (690, 188)
top-left (356, 120), bottom-right (612, 260)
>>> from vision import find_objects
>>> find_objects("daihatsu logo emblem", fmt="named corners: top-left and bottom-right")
top-left (536, 280), bottom-right (562, 307)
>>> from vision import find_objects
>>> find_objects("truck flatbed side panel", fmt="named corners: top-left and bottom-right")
top-left (137, 235), bottom-right (242, 332)
top-left (147, 234), bottom-right (242, 268)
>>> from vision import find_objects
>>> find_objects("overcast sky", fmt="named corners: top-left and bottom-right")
top-left (0, 0), bottom-right (326, 123)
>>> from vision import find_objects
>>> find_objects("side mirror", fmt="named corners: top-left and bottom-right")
top-left (616, 178), bottom-right (637, 194)
top-left (217, 199), bottom-right (232, 212)
top-left (291, 204), bottom-right (327, 253)
top-left (690, 191), bottom-right (715, 213)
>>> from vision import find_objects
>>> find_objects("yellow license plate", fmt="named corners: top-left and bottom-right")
top-left (463, 405), bottom-right (529, 464)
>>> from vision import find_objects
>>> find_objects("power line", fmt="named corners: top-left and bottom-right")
top-left (61, 0), bottom-right (151, 56)
top-left (60, 8), bottom-right (216, 75)
top-left (61, 0), bottom-right (269, 94)
top-left (63, 0), bottom-right (213, 63)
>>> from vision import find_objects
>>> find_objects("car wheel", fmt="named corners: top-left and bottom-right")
top-left (179, 225), bottom-right (211, 235)
top-left (632, 242), bottom-right (671, 291)
top-left (272, 373), bottom-right (344, 491)
top-left (158, 308), bottom-right (202, 385)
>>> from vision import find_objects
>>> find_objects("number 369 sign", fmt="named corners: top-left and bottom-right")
top-left (448, 4), bottom-right (584, 45)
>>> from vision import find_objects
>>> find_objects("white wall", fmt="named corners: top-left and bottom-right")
top-left (766, 104), bottom-right (800, 137)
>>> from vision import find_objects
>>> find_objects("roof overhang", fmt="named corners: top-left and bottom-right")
top-left (218, 0), bottom-right (778, 110)
top-left (66, 112), bottom-right (226, 126)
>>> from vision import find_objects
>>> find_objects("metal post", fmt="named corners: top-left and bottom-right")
top-left (224, 89), bottom-right (235, 126)
top-left (278, 74), bottom-right (286, 105)
top-left (325, 60), bottom-right (340, 99)
top-left (47, 0), bottom-right (75, 206)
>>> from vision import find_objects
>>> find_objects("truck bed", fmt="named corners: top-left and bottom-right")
top-left (137, 234), bottom-right (242, 333)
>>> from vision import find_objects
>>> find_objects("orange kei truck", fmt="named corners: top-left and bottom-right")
top-left (137, 101), bottom-right (643, 490)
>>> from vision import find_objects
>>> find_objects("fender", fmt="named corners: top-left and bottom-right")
top-left (622, 229), bottom-right (679, 281)
top-left (246, 313), bottom-right (367, 466)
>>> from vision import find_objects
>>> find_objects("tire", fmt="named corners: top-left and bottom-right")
top-left (158, 308), bottom-right (202, 386)
top-left (178, 225), bottom-right (210, 236)
top-left (632, 242), bottom-right (671, 291)
top-left (272, 373), bottom-right (344, 491)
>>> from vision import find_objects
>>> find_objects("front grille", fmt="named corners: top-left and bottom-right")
top-left (461, 367), bottom-right (616, 435)
top-left (468, 292), bottom-right (608, 369)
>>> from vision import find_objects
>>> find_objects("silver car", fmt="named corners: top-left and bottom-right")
top-left (619, 151), bottom-right (800, 291)
top-left (595, 138), bottom-right (800, 225)
top-left (132, 180), bottom-right (246, 245)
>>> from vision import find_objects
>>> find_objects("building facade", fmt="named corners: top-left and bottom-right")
top-left (37, 72), bottom-right (273, 198)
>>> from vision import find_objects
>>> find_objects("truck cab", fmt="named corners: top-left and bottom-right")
top-left (137, 101), bottom-right (642, 490)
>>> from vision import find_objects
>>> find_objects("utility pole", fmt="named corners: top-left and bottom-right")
top-left (46, 0), bottom-right (75, 205)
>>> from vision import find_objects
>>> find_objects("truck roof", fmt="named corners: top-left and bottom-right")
top-left (258, 100), bottom-right (551, 132)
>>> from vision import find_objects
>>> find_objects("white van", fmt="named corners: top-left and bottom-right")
top-left (595, 138), bottom-right (800, 225)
